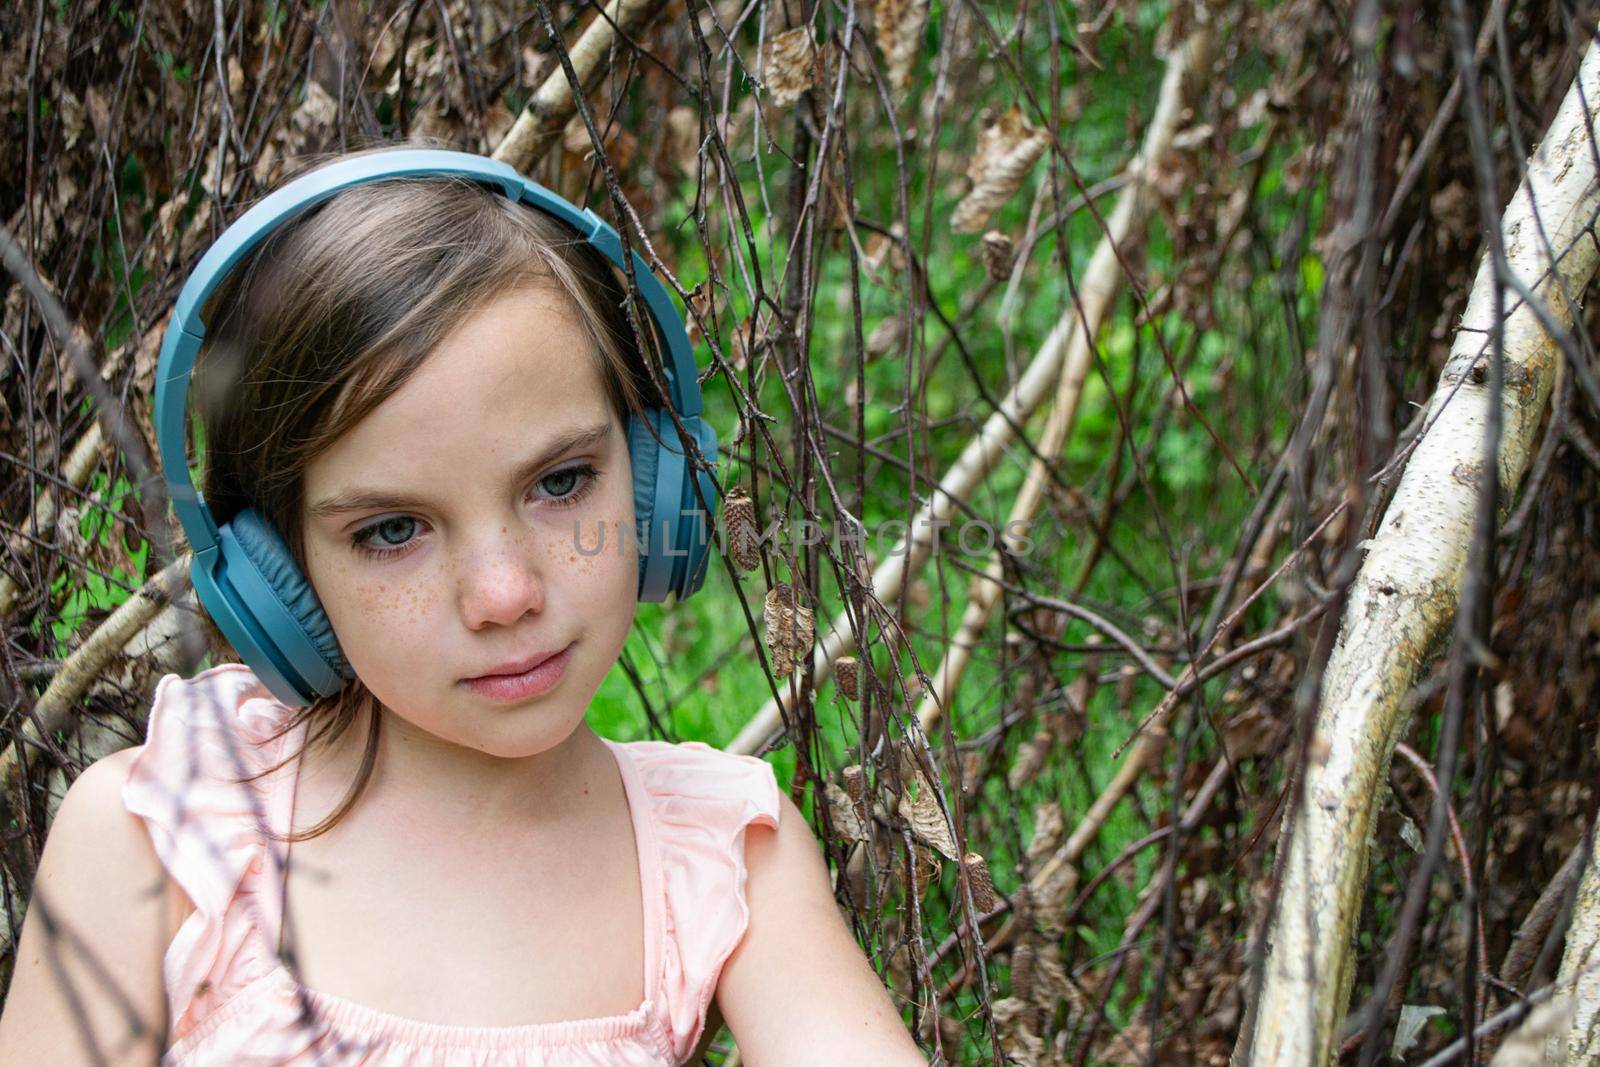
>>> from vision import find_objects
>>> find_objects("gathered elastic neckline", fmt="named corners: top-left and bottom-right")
top-left (254, 723), bottom-right (666, 1050)
top-left (259, 965), bottom-right (655, 1049)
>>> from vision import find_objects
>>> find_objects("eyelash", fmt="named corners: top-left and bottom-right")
top-left (349, 463), bottom-right (602, 561)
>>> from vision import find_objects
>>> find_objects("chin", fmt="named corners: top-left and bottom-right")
top-left (451, 698), bottom-right (588, 745)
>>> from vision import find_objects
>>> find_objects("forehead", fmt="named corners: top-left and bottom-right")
top-left (309, 286), bottom-right (615, 486)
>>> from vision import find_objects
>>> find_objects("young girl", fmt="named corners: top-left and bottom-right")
top-left (0, 147), bottom-right (927, 1066)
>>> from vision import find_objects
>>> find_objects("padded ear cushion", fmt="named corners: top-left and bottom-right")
top-left (627, 408), bottom-right (661, 579)
top-left (228, 508), bottom-right (351, 680)
top-left (678, 414), bottom-right (719, 598)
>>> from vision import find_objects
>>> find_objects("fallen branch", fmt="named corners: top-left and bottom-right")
top-left (491, 0), bottom-right (673, 171)
top-left (1235, 36), bottom-right (1600, 1066)
top-left (0, 554), bottom-right (191, 801)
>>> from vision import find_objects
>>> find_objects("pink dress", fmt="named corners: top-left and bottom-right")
top-left (120, 664), bottom-right (782, 1066)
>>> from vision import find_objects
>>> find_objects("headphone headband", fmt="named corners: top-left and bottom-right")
top-left (154, 148), bottom-right (703, 561)
top-left (151, 148), bottom-right (719, 705)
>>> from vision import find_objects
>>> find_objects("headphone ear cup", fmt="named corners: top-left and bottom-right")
top-left (627, 408), bottom-right (662, 600)
top-left (224, 508), bottom-right (352, 688)
top-left (677, 414), bottom-right (719, 599)
top-left (627, 407), bottom-right (718, 603)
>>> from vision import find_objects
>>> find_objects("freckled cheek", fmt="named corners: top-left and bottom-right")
top-left (344, 577), bottom-right (444, 629)
top-left (556, 508), bottom-right (633, 586)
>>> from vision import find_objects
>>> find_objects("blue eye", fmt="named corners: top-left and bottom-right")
top-left (537, 464), bottom-right (600, 506)
top-left (351, 516), bottom-right (422, 559)
top-left (347, 464), bottom-right (601, 561)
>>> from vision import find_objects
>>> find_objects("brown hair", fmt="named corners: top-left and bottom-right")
top-left (190, 142), bottom-right (662, 843)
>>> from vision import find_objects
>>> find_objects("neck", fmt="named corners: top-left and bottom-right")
top-left (297, 696), bottom-right (609, 835)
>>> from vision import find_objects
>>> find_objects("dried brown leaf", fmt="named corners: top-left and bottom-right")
top-left (825, 781), bottom-right (869, 843)
top-left (910, 841), bottom-right (941, 898)
top-left (763, 582), bottom-right (815, 676)
top-left (979, 230), bottom-right (1016, 281)
top-left (899, 776), bottom-right (959, 861)
top-left (951, 105), bottom-right (1048, 234)
top-left (872, 0), bottom-right (930, 94)
top-left (762, 28), bottom-right (818, 107)
top-left (1026, 802), bottom-right (1064, 866)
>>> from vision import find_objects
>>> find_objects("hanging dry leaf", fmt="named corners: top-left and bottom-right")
top-left (762, 27), bottom-right (818, 107)
top-left (865, 316), bottom-right (902, 359)
top-left (825, 781), bottom-right (869, 843)
top-left (873, 0), bottom-right (930, 94)
top-left (54, 504), bottom-right (91, 566)
top-left (898, 776), bottom-right (960, 860)
top-left (1097, 1022), bottom-right (1154, 1065)
top-left (863, 224), bottom-right (908, 275)
top-left (842, 763), bottom-right (868, 808)
top-left (723, 487), bottom-right (761, 571)
top-left (58, 89), bottom-right (86, 149)
top-left (951, 105), bottom-right (1049, 234)
top-left (84, 85), bottom-right (111, 142)
top-left (1391, 1005), bottom-right (1445, 1061)
top-left (483, 100), bottom-right (515, 145)
top-left (294, 79), bottom-right (339, 133)
top-left (1026, 801), bottom-right (1065, 865)
top-left (665, 105), bottom-right (700, 176)
top-left (763, 582), bottom-right (815, 676)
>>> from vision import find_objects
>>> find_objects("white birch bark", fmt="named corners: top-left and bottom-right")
top-left (1555, 843), bottom-right (1600, 1060)
top-left (1237, 38), bottom-right (1600, 1066)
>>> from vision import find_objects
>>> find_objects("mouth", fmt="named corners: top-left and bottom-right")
top-left (459, 642), bottom-right (577, 703)
top-left (464, 643), bottom-right (575, 682)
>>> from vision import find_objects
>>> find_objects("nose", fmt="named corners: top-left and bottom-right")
top-left (455, 530), bottom-right (547, 630)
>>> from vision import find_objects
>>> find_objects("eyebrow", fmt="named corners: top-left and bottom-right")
top-left (307, 422), bottom-right (613, 520)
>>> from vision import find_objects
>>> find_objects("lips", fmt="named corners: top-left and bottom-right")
top-left (465, 644), bottom-right (572, 681)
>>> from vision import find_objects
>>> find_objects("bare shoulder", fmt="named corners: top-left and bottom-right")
top-left (716, 791), bottom-right (928, 1066)
top-left (0, 748), bottom-right (178, 1067)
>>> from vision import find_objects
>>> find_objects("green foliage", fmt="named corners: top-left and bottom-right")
top-left (39, 472), bottom-right (150, 657)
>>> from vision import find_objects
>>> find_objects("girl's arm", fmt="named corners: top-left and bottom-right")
top-left (715, 790), bottom-right (928, 1066)
top-left (0, 750), bottom-right (174, 1066)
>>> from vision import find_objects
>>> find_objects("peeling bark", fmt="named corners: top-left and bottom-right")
top-left (1554, 840), bottom-right (1600, 1060)
top-left (1236, 38), bottom-right (1600, 1066)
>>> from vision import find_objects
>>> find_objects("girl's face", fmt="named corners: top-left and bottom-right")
top-left (299, 283), bottom-right (638, 758)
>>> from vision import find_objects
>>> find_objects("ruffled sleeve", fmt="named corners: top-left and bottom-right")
top-left (120, 664), bottom-right (298, 1043)
top-left (625, 739), bottom-right (781, 1063)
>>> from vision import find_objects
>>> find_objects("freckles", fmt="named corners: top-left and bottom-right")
top-left (399, 585), bottom-right (439, 625)
top-left (356, 579), bottom-right (438, 627)
top-left (352, 580), bottom-right (388, 612)
top-left (551, 535), bottom-right (595, 575)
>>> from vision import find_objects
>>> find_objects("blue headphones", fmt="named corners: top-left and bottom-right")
top-left (154, 149), bottom-right (719, 708)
